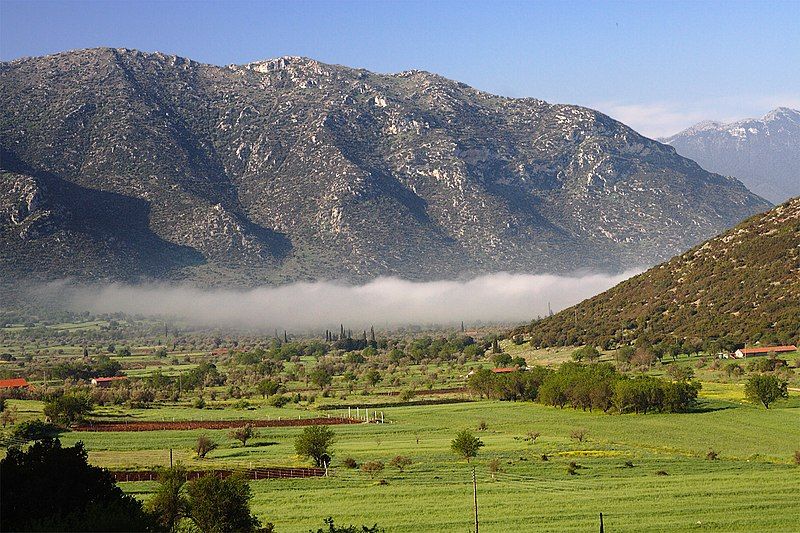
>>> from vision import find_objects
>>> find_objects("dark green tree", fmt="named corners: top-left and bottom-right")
top-left (0, 438), bottom-right (156, 531)
top-left (186, 474), bottom-right (261, 533)
top-left (147, 465), bottom-right (188, 532)
top-left (744, 374), bottom-right (788, 409)
top-left (295, 425), bottom-right (336, 467)
top-left (451, 429), bottom-right (484, 462)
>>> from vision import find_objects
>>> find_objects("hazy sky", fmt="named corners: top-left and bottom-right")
top-left (1, 0), bottom-right (798, 137)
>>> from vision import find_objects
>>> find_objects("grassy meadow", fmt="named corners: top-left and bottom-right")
top-left (38, 388), bottom-right (800, 532)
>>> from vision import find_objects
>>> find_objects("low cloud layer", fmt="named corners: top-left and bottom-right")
top-left (54, 271), bottom-right (637, 331)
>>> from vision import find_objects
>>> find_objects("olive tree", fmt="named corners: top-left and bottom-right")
top-left (744, 374), bottom-right (788, 409)
top-left (294, 425), bottom-right (335, 467)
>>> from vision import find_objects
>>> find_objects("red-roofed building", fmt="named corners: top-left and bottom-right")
top-left (0, 378), bottom-right (29, 389)
top-left (491, 367), bottom-right (519, 373)
top-left (733, 345), bottom-right (797, 359)
top-left (91, 376), bottom-right (128, 387)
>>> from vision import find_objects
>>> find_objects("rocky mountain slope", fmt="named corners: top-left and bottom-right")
top-left (520, 197), bottom-right (800, 346)
top-left (0, 48), bottom-right (770, 285)
top-left (662, 108), bottom-right (800, 204)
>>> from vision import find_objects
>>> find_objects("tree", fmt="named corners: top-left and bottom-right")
top-left (43, 392), bottom-right (94, 425)
top-left (195, 435), bottom-right (218, 458)
top-left (186, 474), bottom-right (261, 533)
top-left (257, 379), bottom-right (279, 398)
top-left (0, 438), bottom-right (155, 531)
top-left (147, 465), bottom-right (188, 532)
top-left (572, 345), bottom-right (600, 363)
top-left (570, 428), bottom-right (588, 443)
top-left (364, 369), bottom-right (382, 387)
top-left (744, 374), bottom-right (788, 409)
top-left (295, 425), bottom-right (335, 467)
top-left (230, 424), bottom-right (255, 447)
top-left (309, 367), bottom-right (333, 389)
top-left (388, 455), bottom-right (412, 472)
top-left (451, 430), bottom-right (484, 462)
top-left (360, 460), bottom-right (385, 478)
top-left (11, 419), bottom-right (61, 441)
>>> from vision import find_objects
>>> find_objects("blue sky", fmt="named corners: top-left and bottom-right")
top-left (1, 0), bottom-right (798, 137)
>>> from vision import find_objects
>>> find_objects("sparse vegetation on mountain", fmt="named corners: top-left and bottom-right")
top-left (0, 48), bottom-right (768, 284)
top-left (521, 198), bottom-right (800, 347)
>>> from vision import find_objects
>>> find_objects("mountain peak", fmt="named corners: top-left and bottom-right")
top-left (663, 108), bottom-right (800, 204)
top-left (763, 106), bottom-right (800, 123)
top-left (0, 49), bottom-right (770, 285)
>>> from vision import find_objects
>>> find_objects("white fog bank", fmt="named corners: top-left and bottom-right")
top-left (56, 271), bottom-right (639, 330)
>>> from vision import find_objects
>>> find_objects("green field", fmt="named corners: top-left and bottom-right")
top-left (40, 388), bottom-right (798, 532)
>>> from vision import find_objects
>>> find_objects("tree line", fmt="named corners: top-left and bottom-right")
top-left (467, 362), bottom-right (702, 414)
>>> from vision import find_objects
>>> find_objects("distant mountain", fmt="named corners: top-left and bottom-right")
top-left (520, 197), bottom-right (800, 346)
top-left (662, 108), bottom-right (800, 204)
top-left (0, 48), bottom-right (770, 285)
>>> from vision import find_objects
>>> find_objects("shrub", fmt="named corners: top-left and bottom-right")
top-left (389, 455), bottom-right (412, 472)
top-left (488, 459), bottom-right (501, 477)
top-left (194, 435), bottom-right (217, 458)
top-left (311, 517), bottom-right (382, 533)
top-left (230, 424), bottom-right (255, 447)
top-left (360, 460), bottom-right (385, 478)
top-left (570, 428), bottom-right (588, 443)
top-left (342, 457), bottom-right (358, 469)
top-left (706, 449), bottom-right (719, 461)
top-left (268, 394), bottom-right (290, 408)
top-left (477, 420), bottom-right (488, 431)
top-left (526, 431), bottom-right (541, 443)
top-left (794, 450), bottom-right (800, 465)
top-left (193, 396), bottom-right (206, 409)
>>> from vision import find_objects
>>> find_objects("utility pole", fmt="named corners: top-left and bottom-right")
top-left (472, 467), bottom-right (479, 533)
top-left (169, 448), bottom-right (173, 468)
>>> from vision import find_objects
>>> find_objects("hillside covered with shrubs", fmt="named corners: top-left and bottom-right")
top-left (521, 198), bottom-right (800, 347)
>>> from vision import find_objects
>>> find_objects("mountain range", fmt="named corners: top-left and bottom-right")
top-left (0, 48), bottom-right (771, 285)
top-left (520, 197), bottom-right (800, 346)
top-left (662, 107), bottom-right (800, 204)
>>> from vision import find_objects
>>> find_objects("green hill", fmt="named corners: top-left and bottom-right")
top-left (521, 197), bottom-right (800, 347)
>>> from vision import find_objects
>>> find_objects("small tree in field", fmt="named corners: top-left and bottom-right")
top-left (195, 435), bottom-right (217, 458)
top-left (230, 424), bottom-right (255, 447)
top-left (389, 455), bottom-right (412, 472)
top-left (570, 428), bottom-right (588, 443)
top-left (451, 430), bottom-right (484, 462)
top-left (744, 374), bottom-right (788, 409)
top-left (526, 431), bottom-right (541, 443)
top-left (295, 425), bottom-right (335, 467)
top-left (360, 460), bottom-right (385, 478)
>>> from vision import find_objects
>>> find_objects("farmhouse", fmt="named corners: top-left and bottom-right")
top-left (491, 367), bottom-right (519, 373)
top-left (0, 377), bottom-right (29, 389)
top-left (91, 376), bottom-right (128, 387)
top-left (732, 345), bottom-right (797, 359)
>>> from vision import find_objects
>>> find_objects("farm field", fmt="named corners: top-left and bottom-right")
top-left (36, 390), bottom-right (800, 532)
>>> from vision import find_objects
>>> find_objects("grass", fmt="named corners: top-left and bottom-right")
top-left (35, 390), bottom-right (797, 532)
